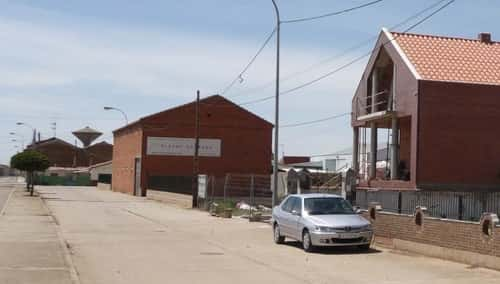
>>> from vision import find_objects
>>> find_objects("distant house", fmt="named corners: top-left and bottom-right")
top-left (88, 160), bottom-right (112, 185)
top-left (27, 137), bottom-right (112, 168)
top-left (352, 29), bottom-right (500, 191)
top-left (0, 164), bottom-right (17, 176)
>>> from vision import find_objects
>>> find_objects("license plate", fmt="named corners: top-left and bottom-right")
top-left (337, 233), bottom-right (360, 239)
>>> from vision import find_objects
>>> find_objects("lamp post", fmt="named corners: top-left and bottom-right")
top-left (9, 132), bottom-right (25, 149)
top-left (16, 122), bottom-right (36, 145)
top-left (11, 139), bottom-right (21, 148)
top-left (104, 106), bottom-right (129, 125)
top-left (271, 0), bottom-right (281, 208)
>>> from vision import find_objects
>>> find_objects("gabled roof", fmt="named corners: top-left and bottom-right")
top-left (28, 137), bottom-right (77, 149)
top-left (392, 31), bottom-right (500, 85)
top-left (86, 141), bottom-right (113, 149)
top-left (114, 95), bottom-right (273, 134)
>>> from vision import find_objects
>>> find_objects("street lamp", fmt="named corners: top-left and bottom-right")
top-left (9, 132), bottom-right (25, 149)
top-left (11, 139), bottom-right (22, 150)
top-left (16, 122), bottom-right (36, 145)
top-left (271, 0), bottom-right (281, 208)
top-left (104, 106), bottom-right (129, 125)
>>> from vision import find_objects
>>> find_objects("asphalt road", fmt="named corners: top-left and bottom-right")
top-left (38, 186), bottom-right (500, 284)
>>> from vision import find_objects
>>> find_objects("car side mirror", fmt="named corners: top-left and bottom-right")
top-left (291, 210), bottom-right (301, 216)
top-left (355, 208), bottom-right (367, 214)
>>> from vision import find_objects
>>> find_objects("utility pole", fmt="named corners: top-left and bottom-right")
top-left (51, 122), bottom-right (57, 138)
top-left (16, 122), bottom-right (36, 146)
top-left (192, 90), bottom-right (201, 208)
top-left (271, 0), bottom-right (281, 208)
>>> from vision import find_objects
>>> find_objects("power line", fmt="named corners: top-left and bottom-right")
top-left (220, 28), bottom-right (277, 95)
top-left (280, 112), bottom-right (351, 128)
top-left (310, 152), bottom-right (353, 158)
top-left (400, 0), bottom-right (455, 33)
top-left (389, 0), bottom-right (450, 31)
top-left (222, 0), bottom-right (382, 98)
top-left (230, 0), bottom-right (451, 100)
top-left (282, 0), bottom-right (384, 24)
top-left (240, 0), bottom-right (456, 106)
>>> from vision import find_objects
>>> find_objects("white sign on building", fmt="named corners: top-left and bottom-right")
top-left (198, 174), bottom-right (207, 199)
top-left (146, 137), bottom-right (221, 157)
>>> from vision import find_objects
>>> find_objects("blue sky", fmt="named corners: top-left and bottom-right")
top-left (0, 0), bottom-right (498, 164)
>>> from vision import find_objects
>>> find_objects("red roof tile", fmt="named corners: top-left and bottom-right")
top-left (392, 32), bottom-right (500, 85)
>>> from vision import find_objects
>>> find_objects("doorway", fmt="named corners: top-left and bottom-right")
top-left (134, 157), bottom-right (142, 196)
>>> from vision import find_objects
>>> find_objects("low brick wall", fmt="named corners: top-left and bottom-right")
top-left (365, 210), bottom-right (500, 269)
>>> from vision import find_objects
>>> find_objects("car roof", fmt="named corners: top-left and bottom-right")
top-left (288, 193), bottom-right (343, 199)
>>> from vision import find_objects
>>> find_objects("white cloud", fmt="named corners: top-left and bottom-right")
top-left (0, 13), bottom-right (366, 163)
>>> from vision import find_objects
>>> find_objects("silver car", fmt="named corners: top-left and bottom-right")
top-left (272, 194), bottom-right (373, 252)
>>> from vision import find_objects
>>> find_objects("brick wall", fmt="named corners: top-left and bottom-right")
top-left (86, 142), bottom-right (113, 165)
top-left (141, 96), bottom-right (272, 179)
top-left (112, 125), bottom-right (143, 195)
top-left (365, 211), bottom-right (500, 257)
top-left (418, 80), bottom-right (500, 189)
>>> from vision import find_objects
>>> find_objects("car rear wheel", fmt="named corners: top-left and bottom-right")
top-left (302, 230), bottom-right (314, 252)
top-left (273, 224), bottom-right (285, 244)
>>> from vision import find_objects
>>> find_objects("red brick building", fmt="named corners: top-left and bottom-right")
top-left (27, 138), bottom-right (112, 168)
top-left (112, 95), bottom-right (273, 196)
top-left (352, 29), bottom-right (500, 191)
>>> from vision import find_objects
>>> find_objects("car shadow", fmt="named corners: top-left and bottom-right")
top-left (283, 241), bottom-right (382, 255)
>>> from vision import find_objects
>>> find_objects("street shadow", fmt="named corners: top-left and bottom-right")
top-left (283, 241), bottom-right (382, 255)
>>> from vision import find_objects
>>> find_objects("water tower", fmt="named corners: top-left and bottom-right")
top-left (72, 126), bottom-right (102, 147)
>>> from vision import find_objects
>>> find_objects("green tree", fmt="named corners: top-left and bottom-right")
top-left (10, 150), bottom-right (50, 196)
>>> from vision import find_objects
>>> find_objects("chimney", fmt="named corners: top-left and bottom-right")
top-left (478, 33), bottom-right (492, 43)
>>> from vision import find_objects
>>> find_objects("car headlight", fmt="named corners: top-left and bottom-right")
top-left (314, 226), bottom-right (337, 233)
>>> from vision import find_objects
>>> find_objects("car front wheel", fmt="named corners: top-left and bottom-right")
top-left (302, 230), bottom-right (314, 252)
top-left (274, 224), bottom-right (285, 244)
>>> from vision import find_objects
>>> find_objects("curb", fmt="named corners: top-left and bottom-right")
top-left (0, 187), bottom-right (16, 216)
top-left (37, 189), bottom-right (81, 284)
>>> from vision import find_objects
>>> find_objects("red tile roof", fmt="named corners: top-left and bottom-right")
top-left (392, 32), bottom-right (500, 85)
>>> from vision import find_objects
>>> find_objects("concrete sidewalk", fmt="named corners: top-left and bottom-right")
top-left (0, 187), bottom-right (76, 284)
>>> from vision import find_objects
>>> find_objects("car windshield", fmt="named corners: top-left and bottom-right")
top-left (304, 197), bottom-right (354, 215)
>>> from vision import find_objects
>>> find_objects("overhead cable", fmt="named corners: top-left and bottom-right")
top-left (230, 0), bottom-right (450, 99)
top-left (240, 0), bottom-right (456, 106)
top-left (280, 112), bottom-right (351, 128)
top-left (281, 0), bottom-right (384, 24)
top-left (220, 28), bottom-right (277, 95)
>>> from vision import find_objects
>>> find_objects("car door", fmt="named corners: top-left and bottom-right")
top-left (288, 197), bottom-right (303, 240)
top-left (278, 196), bottom-right (295, 237)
